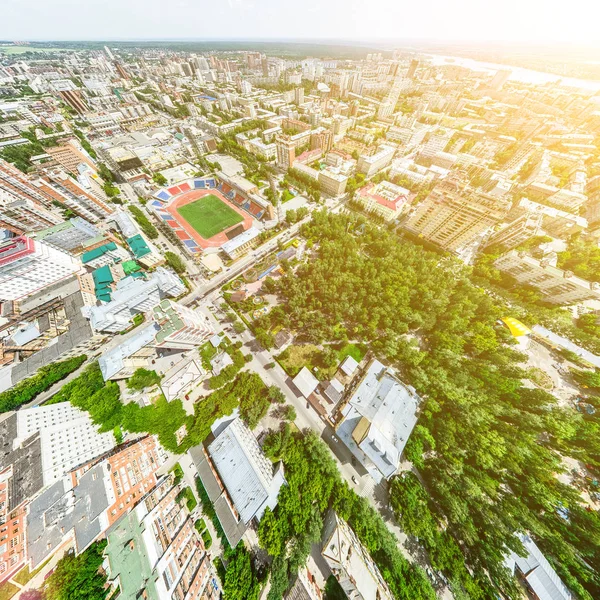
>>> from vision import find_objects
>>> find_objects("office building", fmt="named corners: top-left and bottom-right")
top-left (0, 236), bottom-right (82, 303)
top-left (153, 299), bottom-right (214, 349)
top-left (191, 414), bottom-right (286, 547)
top-left (321, 511), bottom-right (394, 600)
top-left (357, 145), bottom-right (395, 178)
top-left (403, 176), bottom-right (511, 260)
top-left (0, 159), bottom-right (63, 234)
top-left (84, 268), bottom-right (186, 333)
top-left (354, 181), bottom-right (409, 221)
top-left (105, 476), bottom-right (220, 600)
top-left (336, 360), bottom-right (420, 482)
top-left (494, 250), bottom-right (600, 305)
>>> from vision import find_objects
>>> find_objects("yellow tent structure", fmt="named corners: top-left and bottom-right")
top-left (501, 317), bottom-right (531, 338)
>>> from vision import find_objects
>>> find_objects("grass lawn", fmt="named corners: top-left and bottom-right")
top-left (277, 344), bottom-right (323, 378)
top-left (0, 582), bottom-right (18, 600)
top-left (177, 195), bottom-right (243, 239)
top-left (336, 342), bottom-right (367, 363)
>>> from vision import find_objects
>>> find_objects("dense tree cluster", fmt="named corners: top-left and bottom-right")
top-left (0, 354), bottom-right (86, 413)
top-left (126, 367), bottom-right (161, 390)
top-left (128, 205), bottom-right (159, 239)
top-left (261, 211), bottom-right (600, 599)
top-left (257, 429), bottom-right (435, 600)
top-left (164, 250), bottom-right (187, 274)
top-left (50, 363), bottom-right (273, 452)
top-left (45, 541), bottom-right (107, 600)
top-left (557, 235), bottom-right (600, 282)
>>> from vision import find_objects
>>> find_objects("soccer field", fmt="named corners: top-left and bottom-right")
top-left (176, 195), bottom-right (244, 239)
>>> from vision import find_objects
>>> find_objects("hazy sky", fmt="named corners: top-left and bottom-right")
top-left (2, 0), bottom-right (599, 44)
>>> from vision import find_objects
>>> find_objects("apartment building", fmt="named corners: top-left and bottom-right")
top-left (494, 250), bottom-right (600, 305)
top-left (0, 159), bottom-right (63, 234)
top-left (357, 145), bottom-right (395, 178)
top-left (153, 299), bottom-right (214, 350)
top-left (105, 477), bottom-right (220, 600)
top-left (403, 176), bottom-right (511, 260)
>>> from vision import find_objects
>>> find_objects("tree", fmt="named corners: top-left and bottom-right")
top-left (165, 251), bottom-right (186, 274)
top-left (45, 541), bottom-right (107, 600)
top-left (153, 172), bottom-right (167, 186)
top-left (127, 368), bottom-right (161, 391)
top-left (268, 386), bottom-right (286, 404)
top-left (222, 545), bottom-right (261, 600)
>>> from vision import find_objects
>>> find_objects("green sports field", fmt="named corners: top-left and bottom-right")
top-left (176, 194), bottom-right (244, 239)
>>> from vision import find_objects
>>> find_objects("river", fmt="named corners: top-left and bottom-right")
top-left (427, 54), bottom-right (600, 92)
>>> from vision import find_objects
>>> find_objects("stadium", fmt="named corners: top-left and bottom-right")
top-left (149, 175), bottom-right (271, 255)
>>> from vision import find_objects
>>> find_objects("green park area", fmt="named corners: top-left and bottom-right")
top-left (177, 194), bottom-right (243, 239)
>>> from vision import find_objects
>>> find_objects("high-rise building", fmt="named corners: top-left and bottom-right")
top-left (403, 176), bottom-right (511, 259)
top-left (406, 59), bottom-right (419, 79)
top-left (58, 89), bottom-right (88, 114)
top-left (0, 159), bottom-right (63, 234)
top-left (0, 237), bottom-right (82, 303)
top-left (294, 87), bottom-right (304, 105)
top-left (276, 136), bottom-right (296, 169)
top-left (153, 299), bottom-right (214, 349)
top-left (489, 69), bottom-right (511, 91)
top-left (321, 511), bottom-right (394, 600)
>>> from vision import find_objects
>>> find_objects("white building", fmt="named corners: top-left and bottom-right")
top-left (336, 360), bottom-right (420, 482)
top-left (83, 268), bottom-right (186, 333)
top-left (357, 145), bottom-right (395, 178)
top-left (15, 403), bottom-right (115, 486)
top-left (505, 533), bottom-right (572, 600)
top-left (355, 180), bottom-right (409, 221)
top-left (191, 414), bottom-right (286, 547)
top-left (494, 250), bottom-right (600, 306)
top-left (0, 236), bottom-right (82, 303)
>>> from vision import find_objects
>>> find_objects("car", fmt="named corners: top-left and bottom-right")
top-left (331, 435), bottom-right (338, 443)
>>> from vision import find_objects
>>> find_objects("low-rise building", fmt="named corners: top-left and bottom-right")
top-left (221, 226), bottom-right (261, 260)
top-left (336, 360), bottom-right (420, 482)
top-left (190, 414), bottom-right (286, 547)
top-left (355, 181), bottom-right (409, 221)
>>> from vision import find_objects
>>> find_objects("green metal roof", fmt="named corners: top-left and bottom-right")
top-left (126, 234), bottom-right (151, 259)
top-left (122, 259), bottom-right (141, 275)
top-left (92, 265), bottom-right (114, 301)
top-left (81, 241), bottom-right (118, 264)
